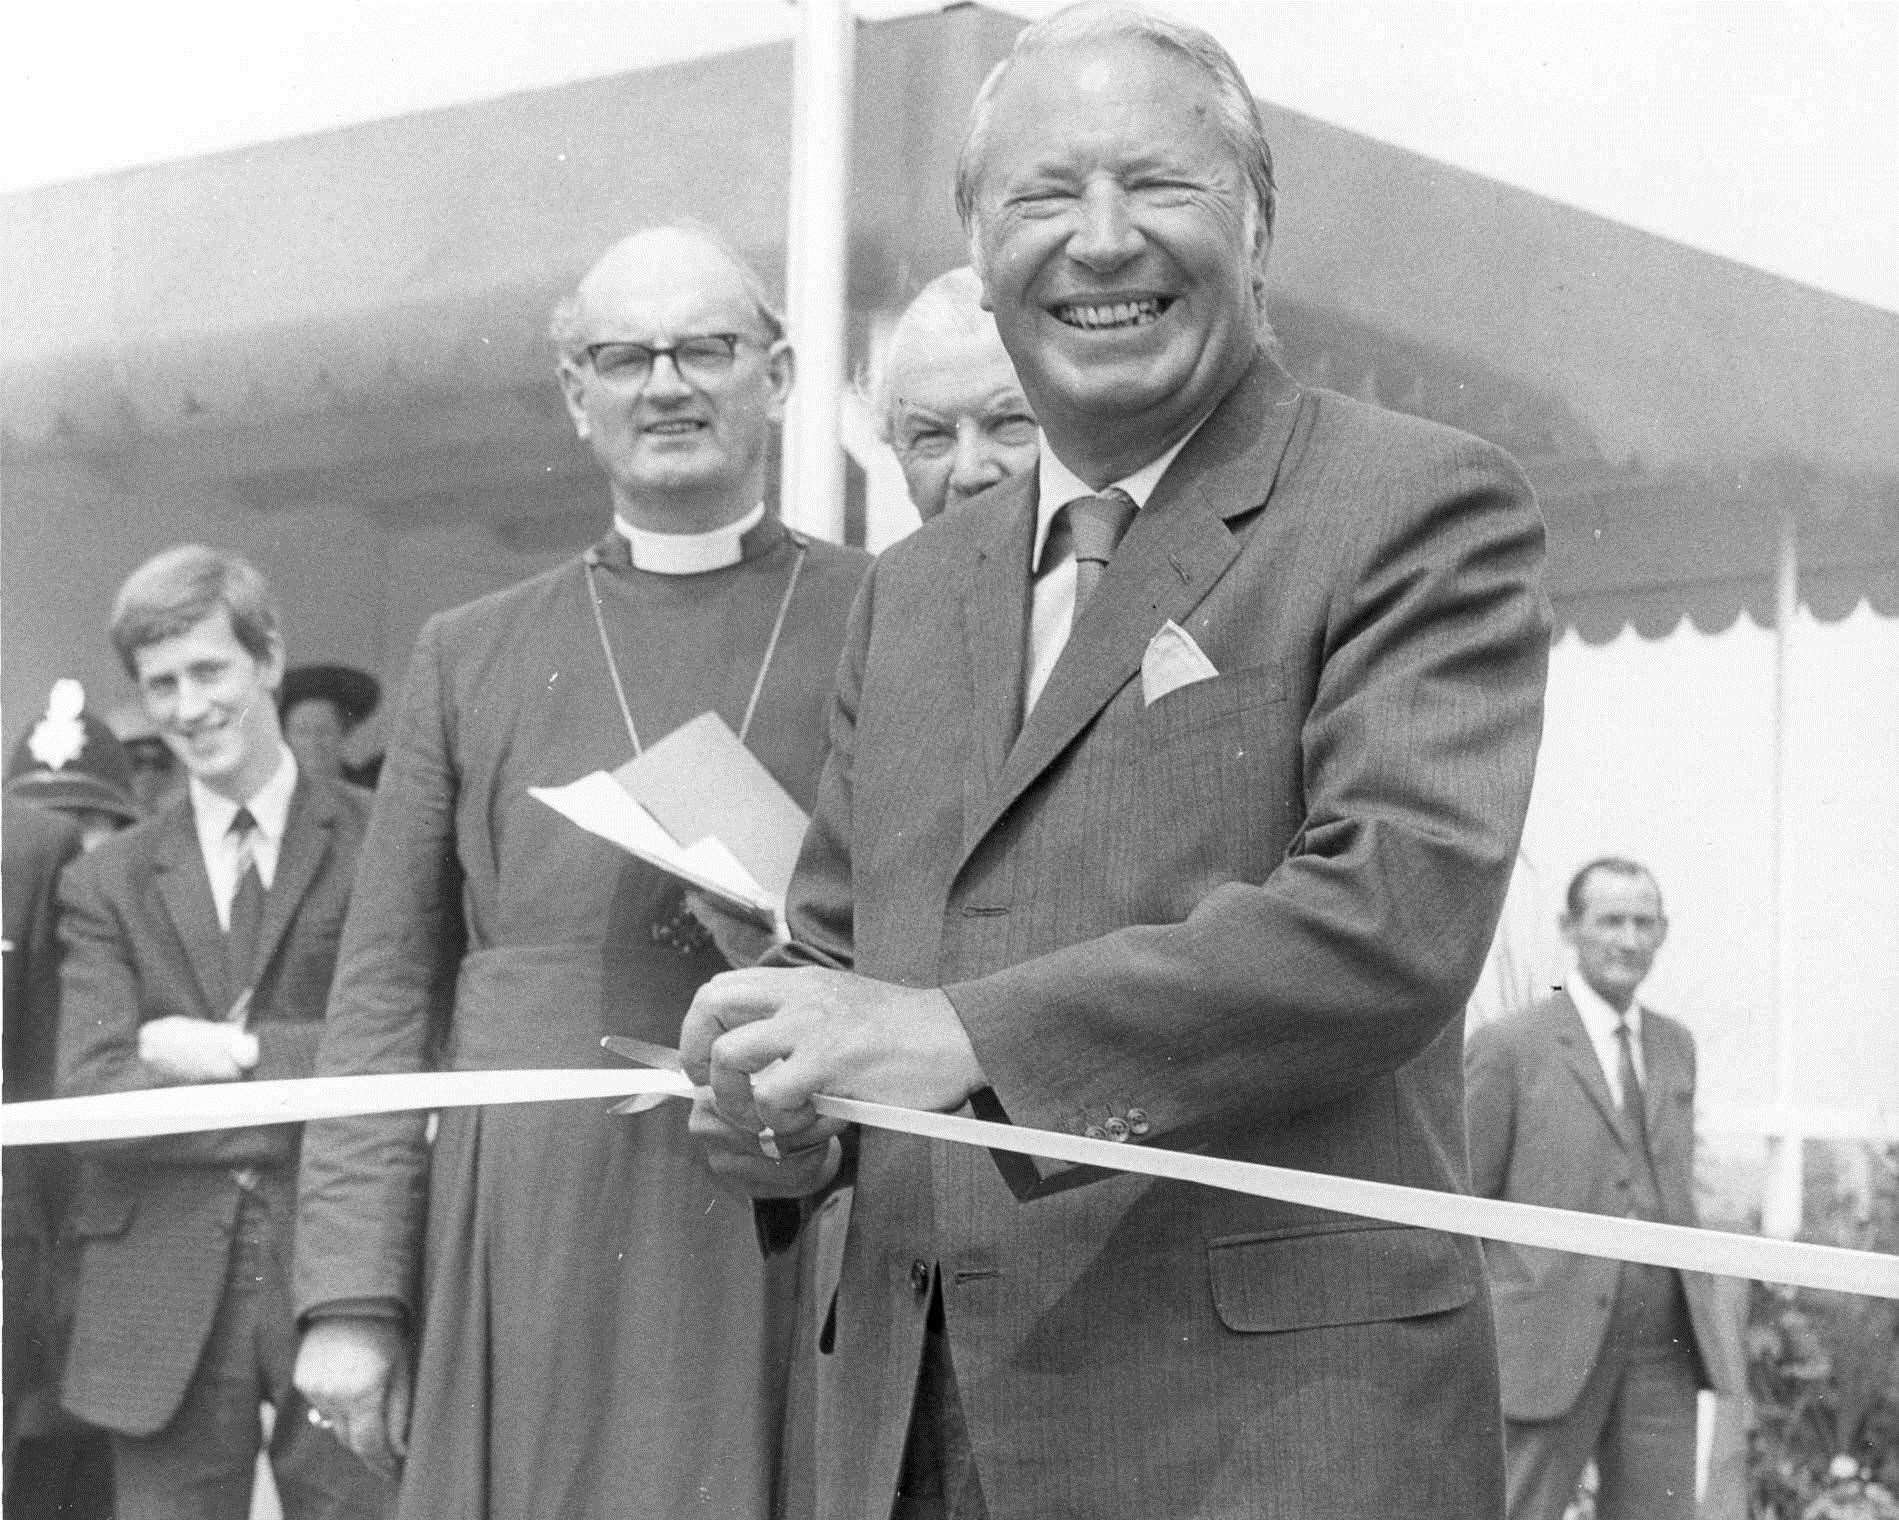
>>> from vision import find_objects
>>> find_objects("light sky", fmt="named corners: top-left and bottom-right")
top-left (3, 0), bottom-right (1895, 313)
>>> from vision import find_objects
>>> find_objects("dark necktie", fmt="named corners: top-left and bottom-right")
top-left (226, 807), bottom-right (266, 992)
top-left (1062, 488), bottom-right (1138, 623)
top-left (1614, 1015), bottom-right (1650, 1158)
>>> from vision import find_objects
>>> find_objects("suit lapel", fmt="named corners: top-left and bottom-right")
top-left (1547, 993), bottom-right (1632, 1151)
top-left (958, 353), bottom-right (1304, 863)
top-left (960, 492), bottom-right (1035, 853)
top-left (248, 778), bottom-right (334, 989)
top-left (150, 801), bottom-right (233, 1015)
top-left (1639, 1015), bottom-right (1678, 1152)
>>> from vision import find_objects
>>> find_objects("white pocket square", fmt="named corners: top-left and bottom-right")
top-left (1141, 619), bottom-right (1219, 706)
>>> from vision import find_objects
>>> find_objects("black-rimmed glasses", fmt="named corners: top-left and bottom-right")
top-left (579, 333), bottom-right (756, 388)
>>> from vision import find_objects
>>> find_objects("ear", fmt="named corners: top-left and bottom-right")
top-left (259, 631), bottom-right (287, 695)
top-left (558, 361), bottom-right (592, 440)
top-left (964, 218), bottom-right (996, 311)
top-left (1249, 226), bottom-right (1273, 311)
top-left (764, 340), bottom-right (796, 423)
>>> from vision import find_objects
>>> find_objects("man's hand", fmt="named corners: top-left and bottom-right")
top-left (682, 889), bottom-right (785, 969)
top-left (294, 1316), bottom-right (410, 1481)
top-left (138, 1015), bottom-right (259, 1083)
top-left (687, 1097), bottom-right (843, 1197)
top-left (681, 966), bottom-right (987, 1141)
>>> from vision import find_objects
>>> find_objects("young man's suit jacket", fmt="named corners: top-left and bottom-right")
top-left (1465, 990), bottom-right (1743, 1421)
top-left (782, 351), bottom-right (1552, 1520)
top-left (55, 774), bottom-right (371, 1436)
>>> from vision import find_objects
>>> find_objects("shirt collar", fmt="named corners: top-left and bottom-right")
top-left (189, 744), bottom-right (298, 849)
top-left (1567, 968), bottom-right (1645, 1038)
top-left (1030, 424), bottom-right (1202, 573)
top-left (614, 502), bottom-right (765, 575)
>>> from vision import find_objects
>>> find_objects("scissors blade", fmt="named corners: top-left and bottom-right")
top-left (600, 1036), bottom-right (694, 1109)
top-left (601, 1035), bottom-right (685, 1073)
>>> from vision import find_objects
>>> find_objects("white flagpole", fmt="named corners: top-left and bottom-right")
top-left (781, 0), bottom-right (854, 542)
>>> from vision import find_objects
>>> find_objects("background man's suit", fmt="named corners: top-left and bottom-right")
top-left (781, 351), bottom-right (1551, 1520)
top-left (1466, 990), bottom-right (1744, 1518)
top-left (55, 773), bottom-right (385, 1517)
top-left (4, 800), bottom-right (115, 1519)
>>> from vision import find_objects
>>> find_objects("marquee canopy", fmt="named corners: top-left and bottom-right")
top-left (4, 4), bottom-right (1895, 656)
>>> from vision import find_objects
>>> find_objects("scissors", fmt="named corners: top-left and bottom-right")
top-left (601, 1035), bottom-right (784, 1158)
top-left (600, 1035), bottom-right (688, 1115)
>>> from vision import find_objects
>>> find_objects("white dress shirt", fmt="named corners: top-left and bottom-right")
top-left (189, 745), bottom-right (297, 930)
top-left (1024, 430), bottom-right (1198, 714)
top-left (1566, 970), bottom-right (1648, 1106)
top-left (615, 501), bottom-right (765, 575)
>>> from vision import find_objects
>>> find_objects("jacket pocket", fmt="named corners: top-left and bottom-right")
top-left (1207, 1220), bottom-right (1476, 1333)
top-left (1141, 660), bottom-right (1286, 746)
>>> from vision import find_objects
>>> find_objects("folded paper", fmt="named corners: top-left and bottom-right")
top-left (530, 713), bottom-right (807, 928)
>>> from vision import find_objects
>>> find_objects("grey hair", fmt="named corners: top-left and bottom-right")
top-left (860, 266), bottom-right (1009, 443)
top-left (548, 220), bottom-right (787, 362)
top-left (954, 5), bottom-right (1277, 262)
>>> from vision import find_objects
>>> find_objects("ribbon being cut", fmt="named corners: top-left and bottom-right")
top-left (3, 1041), bottom-right (1894, 1303)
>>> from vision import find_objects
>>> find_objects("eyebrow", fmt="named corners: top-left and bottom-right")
top-left (896, 389), bottom-right (1032, 421)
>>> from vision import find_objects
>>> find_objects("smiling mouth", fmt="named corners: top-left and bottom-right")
top-left (1052, 298), bottom-right (1171, 331)
top-left (644, 420), bottom-right (706, 436)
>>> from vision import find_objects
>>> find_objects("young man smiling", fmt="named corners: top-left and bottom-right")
top-left (55, 546), bottom-right (387, 1520)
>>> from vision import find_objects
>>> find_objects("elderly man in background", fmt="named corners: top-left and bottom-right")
top-left (683, 5), bottom-right (1550, 1517)
top-left (872, 266), bottom-right (1039, 522)
top-left (292, 224), bottom-right (870, 1520)
top-left (1467, 858), bottom-right (1742, 1520)
top-left (55, 546), bottom-right (387, 1520)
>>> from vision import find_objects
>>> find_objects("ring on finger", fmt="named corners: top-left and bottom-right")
top-left (307, 1407), bottom-right (333, 1430)
top-left (757, 1126), bottom-right (783, 1162)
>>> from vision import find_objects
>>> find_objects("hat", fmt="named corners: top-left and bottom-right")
top-left (279, 664), bottom-right (380, 730)
top-left (4, 679), bottom-right (143, 825)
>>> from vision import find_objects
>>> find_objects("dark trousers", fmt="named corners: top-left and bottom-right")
top-left (109, 1188), bottom-right (392, 1520)
top-left (1504, 1263), bottom-right (1701, 1520)
top-left (891, 1280), bottom-right (989, 1520)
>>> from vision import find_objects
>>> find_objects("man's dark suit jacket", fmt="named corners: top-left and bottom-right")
top-left (1466, 990), bottom-right (1743, 1421)
top-left (54, 775), bottom-right (371, 1436)
top-left (4, 802), bottom-right (85, 1423)
top-left (782, 351), bottom-right (1552, 1520)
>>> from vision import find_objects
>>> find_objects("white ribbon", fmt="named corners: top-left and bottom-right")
top-left (4, 1068), bottom-right (1894, 1301)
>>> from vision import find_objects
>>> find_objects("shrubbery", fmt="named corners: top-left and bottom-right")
top-left (1746, 1143), bottom-right (1899, 1519)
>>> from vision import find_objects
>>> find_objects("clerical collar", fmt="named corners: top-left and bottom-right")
top-left (614, 502), bottom-right (766, 575)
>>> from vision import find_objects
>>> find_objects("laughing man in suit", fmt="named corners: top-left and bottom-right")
top-left (55, 546), bottom-right (389, 1520)
top-left (681, 6), bottom-right (1551, 1517)
top-left (1466, 858), bottom-right (1740, 1520)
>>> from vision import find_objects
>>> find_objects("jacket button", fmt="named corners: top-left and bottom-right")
top-left (1103, 1116), bottom-right (1131, 1142)
top-left (1083, 1124), bottom-right (1108, 1141)
top-left (909, 1258), bottom-right (931, 1296)
top-left (1126, 1108), bottom-right (1151, 1137)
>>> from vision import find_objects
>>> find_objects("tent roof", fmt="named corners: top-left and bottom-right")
top-left (4, 3), bottom-right (1893, 639)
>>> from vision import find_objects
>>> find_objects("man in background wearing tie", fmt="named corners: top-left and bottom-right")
top-left (1467, 857), bottom-right (1741, 1520)
top-left (54, 546), bottom-right (387, 1520)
